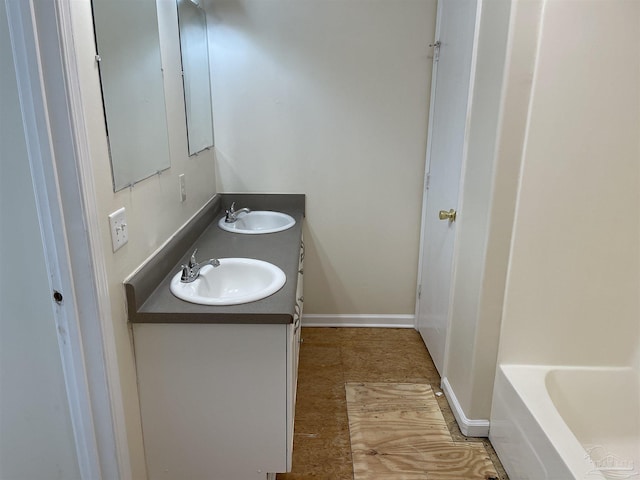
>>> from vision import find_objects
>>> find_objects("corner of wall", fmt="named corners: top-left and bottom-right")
top-left (441, 377), bottom-right (490, 437)
top-left (444, 0), bottom-right (514, 424)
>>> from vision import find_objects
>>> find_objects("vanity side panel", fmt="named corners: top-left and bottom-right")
top-left (133, 323), bottom-right (288, 479)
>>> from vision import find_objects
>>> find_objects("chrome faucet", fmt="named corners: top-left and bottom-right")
top-left (225, 202), bottom-right (251, 223)
top-left (180, 248), bottom-right (220, 283)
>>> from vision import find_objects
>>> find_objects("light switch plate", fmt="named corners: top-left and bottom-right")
top-left (108, 207), bottom-right (128, 252)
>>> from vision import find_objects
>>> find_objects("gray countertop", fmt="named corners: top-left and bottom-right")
top-left (126, 194), bottom-right (305, 324)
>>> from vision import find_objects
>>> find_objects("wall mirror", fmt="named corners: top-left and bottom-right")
top-left (92, 0), bottom-right (171, 191)
top-left (177, 0), bottom-right (214, 155)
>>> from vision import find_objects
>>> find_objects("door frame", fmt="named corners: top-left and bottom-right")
top-left (6, 0), bottom-right (131, 478)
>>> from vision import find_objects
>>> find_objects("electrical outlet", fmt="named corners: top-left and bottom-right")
top-left (179, 174), bottom-right (186, 202)
top-left (108, 207), bottom-right (128, 252)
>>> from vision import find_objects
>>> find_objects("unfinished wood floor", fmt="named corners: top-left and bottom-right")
top-left (276, 327), bottom-right (508, 480)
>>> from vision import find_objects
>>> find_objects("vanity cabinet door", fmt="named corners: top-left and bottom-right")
top-left (290, 238), bottom-right (304, 379)
top-left (286, 321), bottom-right (297, 470)
top-left (295, 238), bottom-right (304, 371)
top-left (134, 323), bottom-right (288, 480)
top-left (286, 238), bottom-right (305, 470)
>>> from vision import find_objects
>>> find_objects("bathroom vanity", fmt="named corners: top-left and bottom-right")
top-left (126, 194), bottom-right (304, 480)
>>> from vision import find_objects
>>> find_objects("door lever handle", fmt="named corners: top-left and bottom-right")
top-left (438, 209), bottom-right (457, 222)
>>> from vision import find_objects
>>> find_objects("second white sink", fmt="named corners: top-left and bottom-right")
top-left (170, 258), bottom-right (286, 305)
top-left (218, 211), bottom-right (295, 234)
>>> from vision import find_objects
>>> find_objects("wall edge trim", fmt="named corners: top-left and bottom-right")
top-left (441, 376), bottom-right (490, 437)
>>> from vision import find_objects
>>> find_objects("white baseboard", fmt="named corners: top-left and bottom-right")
top-left (441, 377), bottom-right (490, 437)
top-left (302, 314), bottom-right (415, 328)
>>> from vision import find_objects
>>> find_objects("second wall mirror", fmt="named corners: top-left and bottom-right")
top-left (177, 0), bottom-right (214, 155)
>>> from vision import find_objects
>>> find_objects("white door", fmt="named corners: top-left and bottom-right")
top-left (3, 1), bottom-right (124, 478)
top-left (1, 5), bottom-right (82, 477)
top-left (416, 0), bottom-right (478, 375)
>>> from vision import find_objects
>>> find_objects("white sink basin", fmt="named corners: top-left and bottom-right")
top-left (170, 258), bottom-right (286, 305)
top-left (218, 211), bottom-right (296, 234)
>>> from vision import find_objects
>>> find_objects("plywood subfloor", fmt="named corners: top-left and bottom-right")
top-left (276, 327), bottom-right (508, 480)
top-left (346, 383), bottom-right (498, 479)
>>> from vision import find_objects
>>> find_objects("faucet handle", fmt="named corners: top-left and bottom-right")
top-left (189, 248), bottom-right (198, 268)
top-left (225, 202), bottom-right (236, 222)
top-left (180, 264), bottom-right (190, 282)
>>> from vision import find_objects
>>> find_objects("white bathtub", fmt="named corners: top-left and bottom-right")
top-left (490, 365), bottom-right (640, 480)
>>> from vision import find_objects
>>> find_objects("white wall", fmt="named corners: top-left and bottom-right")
top-left (208, 0), bottom-right (437, 315)
top-left (0, 4), bottom-right (81, 478)
top-left (498, 0), bottom-right (639, 368)
top-left (69, 1), bottom-right (217, 477)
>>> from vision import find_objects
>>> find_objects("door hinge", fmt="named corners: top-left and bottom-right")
top-left (418, 284), bottom-right (422, 299)
top-left (425, 173), bottom-right (431, 191)
top-left (429, 40), bottom-right (441, 62)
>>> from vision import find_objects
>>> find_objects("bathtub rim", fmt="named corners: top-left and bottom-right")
top-left (495, 364), bottom-right (637, 480)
